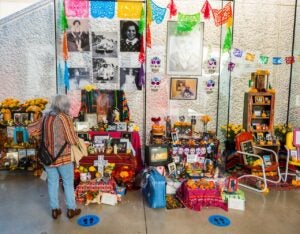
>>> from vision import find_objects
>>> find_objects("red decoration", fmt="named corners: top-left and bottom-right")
top-left (285, 56), bottom-right (295, 64)
top-left (146, 24), bottom-right (152, 48)
top-left (139, 36), bottom-right (145, 63)
top-left (212, 2), bottom-right (232, 27)
top-left (62, 31), bottom-right (68, 61)
top-left (201, 0), bottom-right (212, 19)
top-left (167, 0), bottom-right (177, 19)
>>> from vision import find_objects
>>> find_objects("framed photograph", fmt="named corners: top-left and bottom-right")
top-left (6, 152), bottom-right (19, 166)
top-left (75, 121), bottom-right (90, 132)
top-left (262, 155), bottom-right (272, 166)
top-left (166, 21), bottom-right (204, 75)
top-left (168, 162), bottom-right (176, 175)
top-left (78, 132), bottom-right (89, 142)
top-left (254, 96), bottom-right (264, 104)
top-left (227, 177), bottom-right (238, 193)
top-left (107, 124), bottom-right (117, 131)
top-left (116, 122), bottom-right (127, 132)
top-left (170, 77), bottom-right (198, 100)
top-left (117, 142), bottom-right (127, 154)
top-left (13, 112), bottom-right (22, 124)
top-left (26, 149), bottom-right (36, 156)
top-left (121, 132), bottom-right (132, 142)
top-left (93, 135), bottom-right (109, 144)
top-left (171, 131), bottom-right (179, 143)
top-left (18, 149), bottom-right (27, 159)
top-left (7, 126), bottom-right (15, 138)
top-left (293, 128), bottom-right (300, 147)
top-left (85, 113), bottom-right (98, 128)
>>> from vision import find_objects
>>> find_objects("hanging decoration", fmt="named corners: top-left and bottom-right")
top-left (139, 36), bottom-right (146, 64)
top-left (233, 48), bottom-right (243, 57)
top-left (64, 61), bottom-right (70, 91)
top-left (146, 24), bottom-right (152, 48)
top-left (259, 55), bottom-right (269, 64)
top-left (150, 56), bottom-right (161, 73)
top-left (90, 0), bottom-right (115, 19)
top-left (138, 64), bottom-right (145, 87)
top-left (146, 0), bottom-right (153, 48)
top-left (139, 7), bottom-right (146, 35)
top-left (222, 27), bottom-right (232, 52)
top-left (150, 76), bottom-right (161, 91)
top-left (272, 57), bottom-right (282, 65)
top-left (212, 2), bottom-right (232, 27)
top-left (62, 31), bottom-right (68, 61)
top-left (64, 0), bottom-right (89, 18)
top-left (60, 3), bottom-right (68, 31)
top-left (245, 53), bottom-right (255, 62)
top-left (151, 0), bottom-right (167, 24)
top-left (226, 17), bottom-right (233, 28)
top-left (228, 62), bottom-right (235, 71)
top-left (201, 0), bottom-right (212, 19)
top-left (176, 12), bottom-right (201, 33)
top-left (57, 62), bottom-right (65, 89)
top-left (285, 56), bottom-right (295, 64)
top-left (117, 2), bottom-right (143, 19)
top-left (167, 0), bottom-right (177, 19)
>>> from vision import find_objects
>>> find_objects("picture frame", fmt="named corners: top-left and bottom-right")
top-left (5, 152), bottom-right (19, 167)
top-left (168, 162), bottom-right (177, 175)
top-left (13, 112), bottom-right (22, 124)
top-left (254, 96), bottom-right (264, 104)
top-left (107, 124), bottom-right (117, 131)
top-left (262, 155), bottom-right (272, 166)
top-left (18, 149), bottom-right (27, 159)
top-left (78, 132), bottom-right (89, 142)
top-left (7, 126), bottom-right (15, 138)
top-left (117, 142), bottom-right (127, 154)
top-left (116, 122), bottom-right (127, 132)
top-left (170, 77), bottom-right (198, 100)
top-left (121, 132), bottom-right (132, 142)
top-left (166, 21), bottom-right (204, 76)
top-left (93, 135), bottom-right (109, 144)
top-left (227, 177), bottom-right (238, 193)
top-left (293, 128), bottom-right (300, 147)
top-left (84, 113), bottom-right (98, 128)
top-left (75, 121), bottom-right (90, 132)
top-left (26, 149), bottom-right (36, 157)
top-left (171, 131), bottom-right (179, 143)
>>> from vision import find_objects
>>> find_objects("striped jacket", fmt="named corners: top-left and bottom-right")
top-left (28, 112), bottom-right (79, 167)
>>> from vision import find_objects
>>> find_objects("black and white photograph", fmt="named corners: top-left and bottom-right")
top-left (120, 67), bottom-right (142, 91)
top-left (92, 58), bottom-right (118, 83)
top-left (68, 68), bottom-right (90, 90)
top-left (92, 32), bottom-right (118, 58)
top-left (120, 20), bottom-right (141, 52)
top-left (67, 19), bottom-right (90, 52)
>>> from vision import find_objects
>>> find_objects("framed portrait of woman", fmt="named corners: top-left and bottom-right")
top-left (167, 21), bottom-right (204, 76)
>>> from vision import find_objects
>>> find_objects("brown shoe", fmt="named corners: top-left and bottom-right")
top-left (67, 208), bottom-right (81, 219)
top-left (52, 209), bottom-right (62, 219)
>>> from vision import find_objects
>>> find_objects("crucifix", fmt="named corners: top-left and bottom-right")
top-left (94, 155), bottom-right (108, 177)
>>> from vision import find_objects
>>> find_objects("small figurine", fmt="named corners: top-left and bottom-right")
top-left (112, 107), bottom-right (120, 122)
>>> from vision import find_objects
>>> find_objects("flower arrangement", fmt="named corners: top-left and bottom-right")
top-left (0, 98), bottom-right (20, 121)
top-left (200, 115), bottom-right (212, 132)
top-left (274, 123), bottom-right (293, 143)
top-left (220, 124), bottom-right (244, 141)
top-left (112, 166), bottom-right (135, 189)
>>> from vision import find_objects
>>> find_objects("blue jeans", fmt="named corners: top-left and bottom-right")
top-left (44, 163), bottom-right (76, 210)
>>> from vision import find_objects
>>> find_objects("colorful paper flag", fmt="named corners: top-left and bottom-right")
top-left (245, 53), bottom-right (255, 62)
top-left (176, 12), bottom-right (200, 33)
top-left (60, 3), bottom-right (68, 31)
top-left (201, 0), bottom-right (212, 19)
top-left (139, 7), bottom-right (146, 34)
top-left (228, 62), bottom-right (235, 71)
top-left (222, 27), bottom-right (232, 52)
top-left (151, 0), bottom-right (166, 24)
top-left (167, 0), bottom-right (177, 19)
top-left (62, 31), bottom-right (68, 61)
top-left (285, 56), bottom-right (295, 64)
top-left (64, 61), bottom-right (70, 91)
top-left (272, 57), bottom-right (282, 65)
top-left (259, 55), bottom-right (269, 64)
top-left (146, 24), bottom-right (152, 48)
top-left (147, 0), bottom-right (153, 26)
top-left (233, 48), bottom-right (243, 57)
top-left (90, 0), bottom-right (115, 19)
top-left (212, 2), bottom-right (232, 27)
top-left (117, 2), bottom-right (143, 19)
top-left (65, 0), bottom-right (89, 18)
top-left (139, 36), bottom-right (145, 63)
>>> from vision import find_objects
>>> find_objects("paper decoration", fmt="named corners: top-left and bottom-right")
top-left (285, 56), bottom-right (295, 64)
top-left (226, 17), bottom-right (233, 28)
top-left (298, 55), bottom-right (300, 62)
top-left (64, 61), bottom-right (70, 90)
top-left (245, 53), bottom-right (255, 62)
top-left (150, 56), bottom-right (161, 73)
top-left (139, 7), bottom-right (146, 34)
top-left (139, 36), bottom-right (145, 63)
top-left (117, 2), bottom-right (143, 19)
top-left (212, 2), bottom-right (232, 27)
top-left (273, 57), bottom-right (282, 65)
top-left (201, 0), bottom-right (212, 19)
top-left (57, 62), bottom-right (64, 89)
top-left (138, 64), bottom-right (145, 87)
top-left (151, 0), bottom-right (167, 24)
top-left (147, 0), bottom-right (153, 26)
top-left (64, 0), bottom-right (89, 18)
top-left (233, 48), bottom-right (243, 57)
top-left (62, 31), bottom-right (68, 61)
top-left (167, 0), bottom-right (177, 19)
top-left (259, 55), bottom-right (269, 64)
top-left (60, 3), bottom-right (68, 31)
top-left (228, 62), bottom-right (235, 71)
top-left (90, 0), bottom-right (115, 19)
top-left (222, 27), bottom-right (232, 52)
top-left (176, 12), bottom-right (201, 33)
top-left (206, 79), bottom-right (215, 92)
top-left (146, 24), bottom-right (152, 48)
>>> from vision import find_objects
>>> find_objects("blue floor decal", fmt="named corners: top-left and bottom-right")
top-left (77, 215), bottom-right (100, 227)
top-left (208, 215), bottom-right (231, 227)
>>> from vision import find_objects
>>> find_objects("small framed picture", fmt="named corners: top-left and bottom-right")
top-left (254, 96), bottom-right (264, 103)
top-left (171, 131), bottom-right (178, 143)
top-left (21, 113), bottom-right (29, 123)
top-left (75, 121), bottom-right (90, 132)
top-left (116, 122), bottom-right (127, 132)
top-left (121, 132), bottom-right (132, 142)
top-left (78, 132), bottom-right (89, 141)
top-left (27, 149), bottom-right (36, 156)
top-left (85, 113), bottom-right (98, 128)
top-left (18, 149), bottom-right (27, 159)
top-left (263, 155), bottom-right (272, 166)
top-left (290, 150), bottom-right (298, 161)
top-left (7, 126), bottom-right (15, 138)
top-left (117, 142), bottom-right (127, 154)
top-left (170, 77), bottom-right (198, 100)
top-left (93, 135), bottom-right (109, 144)
top-left (227, 177), bottom-right (238, 193)
top-left (13, 112), bottom-right (22, 124)
top-left (168, 162), bottom-right (176, 175)
top-left (107, 124), bottom-right (117, 131)
top-left (6, 152), bottom-right (19, 165)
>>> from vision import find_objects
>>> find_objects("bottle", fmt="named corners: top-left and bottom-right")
top-left (113, 144), bottom-right (118, 154)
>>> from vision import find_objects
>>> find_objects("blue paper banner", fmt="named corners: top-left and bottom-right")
top-left (272, 57), bottom-right (282, 65)
top-left (151, 0), bottom-right (167, 24)
top-left (64, 62), bottom-right (70, 91)
top-left (91, 1), bottom-right (115, 19)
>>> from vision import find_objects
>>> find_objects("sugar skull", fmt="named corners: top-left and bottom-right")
top-left (184, 147), bottom-right (190, 155)
top-left (195, 147), bottom-right (201, 155)
top-left (150, 56), bottom-right (161, 72)
top-left (178, 147), bottom-right (184, 155)
top-left (207, 58), bottom-right (217, 74)
top-left (200, 147), bottom-right (206, 156)
top-left (190, 147), bottom-right (196, 155)
top-left (150, 76), bottom-right (161, 91)
top-left (206, 79), bottom-right (215, 92)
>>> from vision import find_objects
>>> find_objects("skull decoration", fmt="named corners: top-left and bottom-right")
top-left (150, 76), bottom-right (161, 91)
top-left (206, 79), bottom-right (215, 92)
top-left (207, 58), bottom-right (217, 74)
top-left (150, 56), bottom-right (161, 73)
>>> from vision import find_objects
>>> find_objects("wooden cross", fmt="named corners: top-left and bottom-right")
top-left (94, 155), bottom-right (108, 176)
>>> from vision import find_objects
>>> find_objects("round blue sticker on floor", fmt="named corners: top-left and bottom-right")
top-left (208, 215), bottom-right (231, 227)
top-left (77, 215), bottom-right (100, 227)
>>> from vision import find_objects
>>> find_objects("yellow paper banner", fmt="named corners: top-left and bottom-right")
top-left (117, 2), bottom-right (143, 19)
top-left (245, 53), bottom-right (255, 62)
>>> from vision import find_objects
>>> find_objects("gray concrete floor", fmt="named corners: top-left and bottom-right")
top-left (0, 171), bottom-right (300, 234)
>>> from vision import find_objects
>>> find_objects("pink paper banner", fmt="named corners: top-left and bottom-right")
top-left (64, 0), bottom-right (89, 18)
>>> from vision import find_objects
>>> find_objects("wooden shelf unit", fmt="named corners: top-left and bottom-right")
top-left (243, 92), bottom-right (275, 140)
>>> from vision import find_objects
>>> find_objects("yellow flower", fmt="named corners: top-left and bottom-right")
top-left (83, 84), bottom-right (96, 92)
